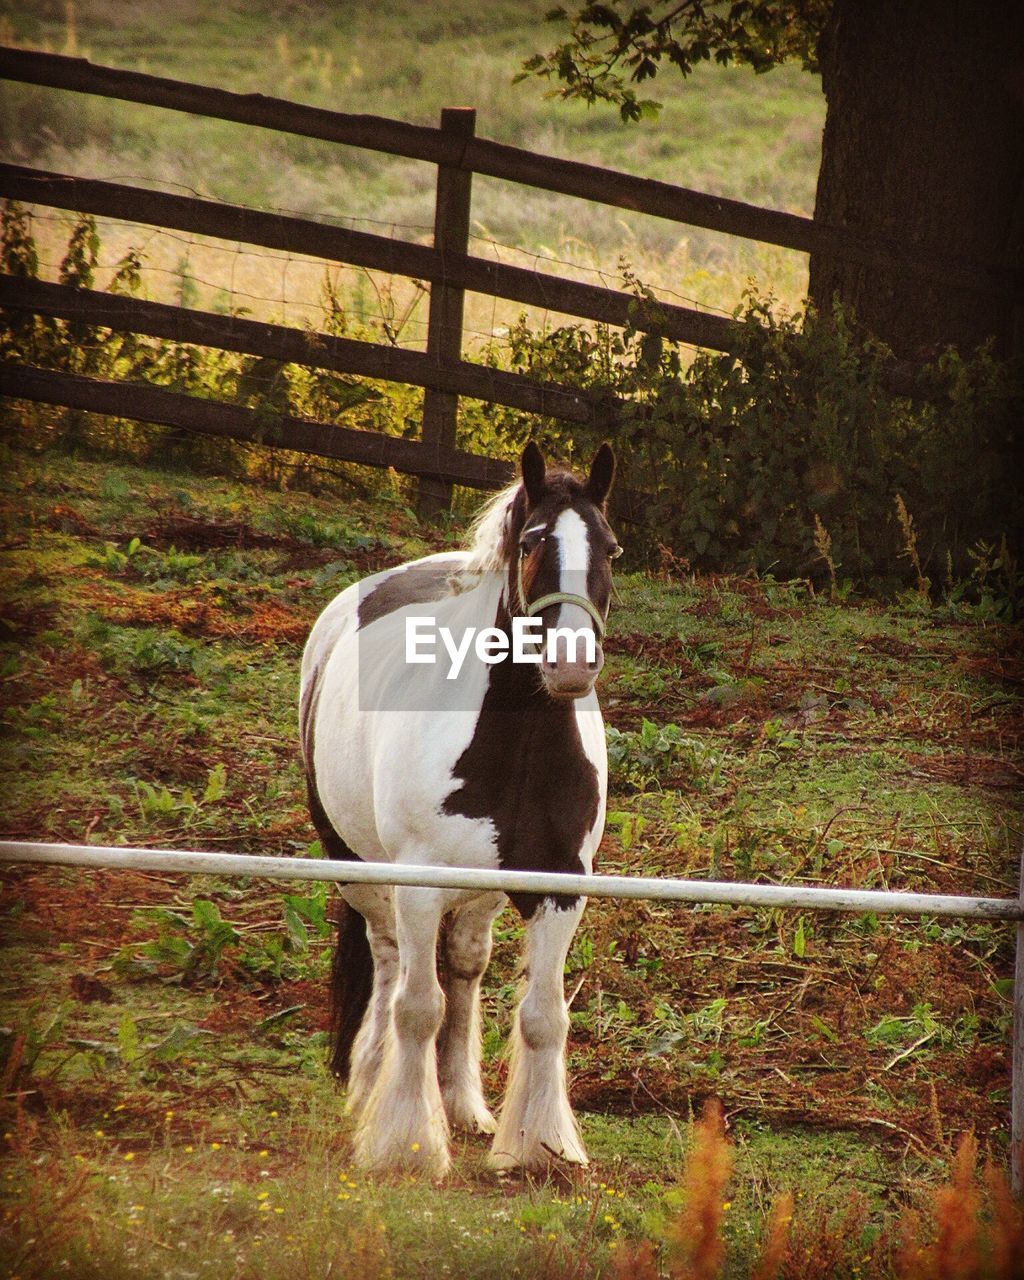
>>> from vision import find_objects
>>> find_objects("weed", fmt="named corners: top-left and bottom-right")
top-left (760, 718), bottom-right (801, 751)
top-left (611, 656), bottom-right (670, 699)
top-left (666, 1099), bottom-right (733, 1279)
top-left (955, 536), bottom-right (1023, 621)
top-left (113, 899), bottom-right (240, 984)
top-left (895, 494), bottom-right (930, 597)
top-left (750, 1192), bottom-right (794, 1280)
top-left (85, 535), bottom-right (143, 574)
top-left (278, 509), bottom-right (379, 550)
top-left (892, 1134), bottom-right (1024, 1280)
top-left (1, 1001), bottom-right (73, 1089)
top-left (136, 544), bottom-right (207, 582)
top-left (282, 885), bottom-right (332, 951)
top-left (606, 809), bottom-right (649, 850)
top-left (865, 1001), bottom-right (958, 1052)
top-left (607, 719), bottom-right (720, 791)
top-left (811, 512), bottom-right (852, 603)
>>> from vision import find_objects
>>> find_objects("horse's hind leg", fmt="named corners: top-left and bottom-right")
top-left (489, 898), bottom-right (588, 1172)
top-left (354, 885), bottom-right (450, 1176)
top-left (342, 886), bottom-right (398, 1119)
top-left (438, 893), bottom-right (504, 1134)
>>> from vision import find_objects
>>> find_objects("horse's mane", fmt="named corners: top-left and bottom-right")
top-left (461, 481), bottom-right (523, 575)
top-left (459, 468), bottom-right (586, 581)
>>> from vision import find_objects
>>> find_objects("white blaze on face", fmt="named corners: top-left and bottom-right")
top-left (554, 508), bottom-right (591, 580)
top-left (548, 508), bottom-right (594, 664)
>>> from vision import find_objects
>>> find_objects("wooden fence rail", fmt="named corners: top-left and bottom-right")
top-left (0, 275), bottom-right (616, 427)
top-left (3, 46), bottom-right (1017, 301)
top-left (0, 164), bottom-right (736, 352)
top-left (0, 363), bottom-right (515, 490)
top-left (0, 46), bottom-right (817, 255)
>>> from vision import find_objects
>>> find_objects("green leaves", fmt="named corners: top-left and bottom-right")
top-left (1, 1003), bottom-right (214, 1086)
top-left (864, 1002), bottom-right (954, 1053)
top-left (202, 763), bottom-right (228, 805)
top-left (59, 214), bottom-right (99, 291)
top-left (606, 718), bottom-right (720, 791)
top-left (606, 808), bottom-right (648, 850)
top-left (114, 899), bottom-right (240, 984)
top-left (494, 275), bottom-right (1016, 585)
top-left (255, 1004), bottom-right (307, 1034)
top-left (111, 882), bottom-right (332, 990)
top-left (148, 1023), bottom-right (213, 1062)
top-left (117, 1011), bottom-right (141, 1067)
top-left (518, 1), bottom-right (827, 117)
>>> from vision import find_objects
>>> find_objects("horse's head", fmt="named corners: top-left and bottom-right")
top-left (508, 441), bottom-right (620, 700)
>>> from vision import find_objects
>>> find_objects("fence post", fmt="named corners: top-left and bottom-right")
top-left (417, 106), bottom-right (476, 519)
top-left (1013, 839), bottom-right (1024, 1194)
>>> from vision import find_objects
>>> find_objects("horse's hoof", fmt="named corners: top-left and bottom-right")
top-left (355, 1137), bottom-right (451, 1180)
top-left (486, 1140), bottom-right (588, 1173)
top-left (443, 1096), bottom-right (497, 1135)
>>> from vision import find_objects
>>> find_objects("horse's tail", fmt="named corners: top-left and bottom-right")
top-left (329, 901), bottom-right (373, 1081)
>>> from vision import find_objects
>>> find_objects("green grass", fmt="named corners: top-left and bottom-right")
top-left (1, 0), bottom-right (823, 215)
top-left (0, 1102), bottom-right (927, 1280)
top-left (1, 443), bottom-right (1021, 1276)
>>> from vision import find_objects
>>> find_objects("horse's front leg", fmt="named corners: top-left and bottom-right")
top-left (489, 897), bottom-right (588, 1171)
top-left (438, 893), bottom-right (504, 1134)
top-left (354, 885), bottom-right (450, 1177)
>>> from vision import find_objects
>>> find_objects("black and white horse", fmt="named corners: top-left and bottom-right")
top-left (299, 442), bottom-right (618, 1175)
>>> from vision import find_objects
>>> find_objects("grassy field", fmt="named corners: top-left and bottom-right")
top-left (0, 0), bottom-right (822, 343)
top-left (1, 443), bottom-right (1021, 1277)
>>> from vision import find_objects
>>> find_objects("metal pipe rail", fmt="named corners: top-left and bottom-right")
top-left (0, 840), bottom-right (1020, 920)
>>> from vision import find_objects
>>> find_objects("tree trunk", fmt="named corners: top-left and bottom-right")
top-left (809, 0), bottom-right (1024, 362)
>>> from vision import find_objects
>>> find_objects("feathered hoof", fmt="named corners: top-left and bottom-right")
top-left (354, 1126), bottom-right (451, 1179)
top-left (487, 1131), bottom-right (589, 1173)
top-left (443, 1092), bottom-right (497, 1136)
top-left (343, 1085), bottom-right (368, 1119)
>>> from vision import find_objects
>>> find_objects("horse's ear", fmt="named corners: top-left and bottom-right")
top-left (521, 441), bottom-right (546, 507)
top-left (585, 442), bottom-right (615, 507)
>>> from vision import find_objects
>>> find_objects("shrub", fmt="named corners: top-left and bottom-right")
top-left (476, 285), bottom-right (1021, 590)
top-left (5, 201), bottom-right (1019, 587)
top-left (0, 202), bottom-right (411, 498)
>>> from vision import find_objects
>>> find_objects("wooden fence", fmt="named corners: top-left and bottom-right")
top-left (0, 46), bottom-right (1014, 512)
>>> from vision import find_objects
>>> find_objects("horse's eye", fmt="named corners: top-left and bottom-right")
top-left (609, 544), bottom-right (624, 560)
top-left (520, 533), bottom-right (545, 556)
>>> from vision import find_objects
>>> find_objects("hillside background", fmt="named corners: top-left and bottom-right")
top-left (0, 0), bottom-right (824, 342)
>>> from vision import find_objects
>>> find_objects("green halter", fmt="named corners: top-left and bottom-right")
top-left (515, 556), bottom-right (607, 641)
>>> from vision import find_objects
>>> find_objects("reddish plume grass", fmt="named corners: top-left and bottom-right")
top-left (611, 1239), bottom-right (661, 1280)
top-left (750, 1191), bottom-right (794, 1280)
top-left (610, 1117), bottom-right (1024, 1280)
top-left (778, 1190), bottom-right (872, 1280)
top-left (614, 1098), bottom-right (735, 1280)
top-left (983, 1158), bottom-right (1024, 1280)
top-left (892, 1134), bottom-right (1024, 1280)
top-left (664, 1099), bottom-right (734, 1280)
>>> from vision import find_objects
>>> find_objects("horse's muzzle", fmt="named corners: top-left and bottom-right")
top-left (541, 641), bottom-right (604, 699)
